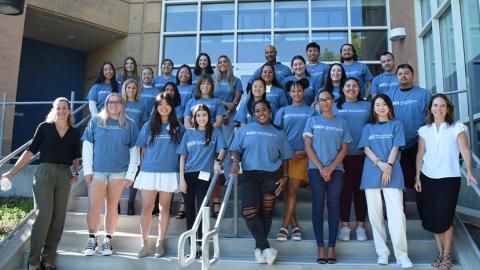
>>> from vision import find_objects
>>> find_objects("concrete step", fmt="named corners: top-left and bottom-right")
top-left (58, 230), bottom-right (439, 260)
top-left (68, 196), bottom-right (420, 219)
top-left (38, 251), bottom-right (463, 270)
top-left (63, 212), bottom-right (433, 240)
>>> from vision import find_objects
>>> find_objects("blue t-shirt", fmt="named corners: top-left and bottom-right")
top-left (333, 101), bottom-right (371, 155)
top-left (140, 86), bottom-right (160, 115)
top-left (135, 121), bottom-right (184, 172)
top-left (274, 105), bottom-right (317, 152)
top-left (177, 84), bottom-right (196, 112)
top-left (153, 75), bottom-right (176, 91)
top-left (125, 101), bottom-right (149, 128)
top-left (234, 100), bottom-right (256, 124)
top-left (230, 122), bottom-right (293, 172)
top-left (177, 128), bottom-right (226, 173)
top-left (86, 83), bottom-right (115, 111)
top-left (249, 62), bottom-right (292, 84)
top-left (184, 98), bottom-right (226, 123)
top-left (307, 62), bottom-right (330, 86)
top-left (371, 72), bottom-right (398, 95)
top-left (266, 85), bottom-right (289, 116)
top-left (386, 86), bottom-right (432, 147)
top-left (342, 61), bottom-right (373, 98)
top-left (303, 115), bottom-right (352, 171)
top-left (214, 77), bottom-right (243, 103)
top-left (357, 120), bottom-right (405, 189)
top-left (282, 76), bottom-right (321, 106)
top-left (82, 117), bottom-right (139, 173)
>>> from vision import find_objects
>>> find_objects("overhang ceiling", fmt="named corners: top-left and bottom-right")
top-left (23, 7), bottom-right (126, 52)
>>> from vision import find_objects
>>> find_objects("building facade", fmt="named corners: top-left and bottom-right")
top-left (0, 0), bottom-right (478, 154)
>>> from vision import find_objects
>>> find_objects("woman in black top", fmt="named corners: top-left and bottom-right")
top-left (2, 97), bottom-right (81, 270)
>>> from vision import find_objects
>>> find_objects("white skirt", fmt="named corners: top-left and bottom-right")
top-left (133, 171), bottom-right (179, 192)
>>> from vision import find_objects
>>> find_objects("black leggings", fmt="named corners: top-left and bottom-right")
top-left (241, 170), bottom-right (279, 250)
top-left (182, 172), bottom-right (211, 241)
top-left (340, 155), bottom-right (367, 222)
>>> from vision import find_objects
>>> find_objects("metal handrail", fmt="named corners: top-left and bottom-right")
top-left (0, 100), bottom-right (89, 168)
top-left (460, 167), bottom-right (480, 198)
top-left (178, 127), bottom-right (239, 268)
top-left (201, 174), bottom-right (237, 269)
top-left (177, 173), bottom-right (220, 267)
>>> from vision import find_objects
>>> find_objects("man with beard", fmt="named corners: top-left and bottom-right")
top-left (386, 64), bottom-right (431, 204)
top-left (339, 43), bottom-right (373, 99)
top-left (249, 45), bottom-right (292, 85)
top-left (371, 52), bottom-right (399, 97)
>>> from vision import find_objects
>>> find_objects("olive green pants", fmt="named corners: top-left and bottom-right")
top-left (28, 163), bottom-right (71, 265)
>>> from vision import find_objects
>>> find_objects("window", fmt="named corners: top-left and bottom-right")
top-left (238, 2), bottom-right (271, 30)
top-left (311, 0), bottom-right (347, 27)
top-left (238, 34), bottom-right (271, 63)
top-left (201, 3), bottom-right (234, 31)
top-left (200, 35), bottom-right (234, 62)
top-left (163, 36), bottom-right (196, 65)
top-left (351, 0), bottom-right (386, 27)
top-left (165, 5), bottom-right (197, 32)
top-left (439, 8), bottom-right (457, 93)
top-left (420, 0), bottom-right (432, 26)
top-left (274, 32), bottom-right (309, 62)
top-left (274, 1), bottom-right (308, 28)
top-left (423, 31), bottom-right (436, 92)
top-left (351, 31), bottom-right (388, 61)
top-left (311, 32), bottom-right (348, 61)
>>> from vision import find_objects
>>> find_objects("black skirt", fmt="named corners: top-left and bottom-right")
top-left (418, 172), bottom-right (461, 234)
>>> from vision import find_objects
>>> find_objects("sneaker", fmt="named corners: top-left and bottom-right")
top-left (254, 248), bottom-right (266, 264)
top-left (396, 257), bottom-right (414, 268)
top-left (263, 248), bottom-right (278, 265)
top-left (84, 237), bottom-right (98, 256)
top-left (102, 237), bottom-right (113, 256)
top-left (338, 227), bottom-right (351, 241)
top-left (356, 227), bottom-right (368, 241)
top-left (377, 255), bottom-right (389, 265)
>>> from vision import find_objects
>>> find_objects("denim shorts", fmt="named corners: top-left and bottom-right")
top-left (93, 171), bottom-right (126, 181)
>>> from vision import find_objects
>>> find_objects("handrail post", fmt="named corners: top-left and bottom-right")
top-left (70, 91), bottom-right (75, 113)
top-left (233, 174), bottom-right (239, 237)
top-left (0, 93), bottom-right (7, 157)
top-left (202, 206), bottom-right (210, 270)
top-left (466, 80), bottom-right (478, 156)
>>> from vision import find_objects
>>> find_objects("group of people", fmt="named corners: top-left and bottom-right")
top-left (2, 41), bottom-right (477, 270)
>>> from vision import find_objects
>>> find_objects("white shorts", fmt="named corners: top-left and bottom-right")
top-left (133, 171), bottom-right (179, 192)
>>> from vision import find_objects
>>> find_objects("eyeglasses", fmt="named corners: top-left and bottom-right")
top-left (318, 98), bottom-right (333, 103)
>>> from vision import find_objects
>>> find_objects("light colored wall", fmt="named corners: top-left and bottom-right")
top-left (389, 0), bottom-right (419, 82)
top-left (0, 11), bottom-right (26, 155)
top-left (84, 1), bottom-right (162, 96)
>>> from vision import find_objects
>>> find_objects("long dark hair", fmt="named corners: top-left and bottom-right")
top-left (370, 94), bottom-right (395, 124)
top-left (260, 62), bottom-right (282, 87)
top-left (324, 63), bottom-right (346, 95)
top-left (195, 75), bottom-right (214, 99)
top-left (426, 94), bottom-right (455, 126)
top-left (290, 55), bottom-right (311, 77)
top-left (340, 43), bottom-right (358, 62)
top-left (247, 78), bottom-right (267, 115)
top-left (176, 64), bottom-right (192, 85)
top-left (121, 56), bottom-right (138, 84)
top-left (95, 61), bottom-right (118, 93)
top-left (193, 104), bottom-right (213, 146)
top-left (162, 82), bottom-right (181, 107)
top-left (194, 53), bottom-right (214, 76)
top-left (149, 92), bottom-right (181, 144)
top-left (336, 77), bottom-right (361, 109)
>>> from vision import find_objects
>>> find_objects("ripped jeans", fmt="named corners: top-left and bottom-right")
top-left (241, 170), bottom-right (280, 250)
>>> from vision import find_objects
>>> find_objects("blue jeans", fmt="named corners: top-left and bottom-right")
top-left (308, 169), bottom-right (344, 247)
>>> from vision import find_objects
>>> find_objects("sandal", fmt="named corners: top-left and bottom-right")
top-left (316, 258), bottom-right (327, 264)
top-left (328, 258), bottom-right (337, 264)
top-left (212, 202), bottom-right (221, 218)
top-left (175, 202), bottom-right (185, 219)
top-left (291, 227), bottom-right (303, 241)
top-left (276, 227), bottom-right (288, 241)
top-left (432, 252), bottom-right (444, 268)
top-left (439, 254), bottom-right (452, 270)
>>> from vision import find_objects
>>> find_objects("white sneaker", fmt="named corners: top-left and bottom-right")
top-left (102, 237), bottom-right (113, 256)
top-left (84, 237), bottom-right (98, 256)
top-left (377, 255), bottom-right (389, 265)
top-left (338, 227), bottom-right (351, 241)
top-left (254, 248), bottom-right (266, 264)
top-left (356, 227), bottom-right (368, 241)
top-left (396, 257), bottom-right (414, 268)
top-left (263, 248), bottom-right (278, 265)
